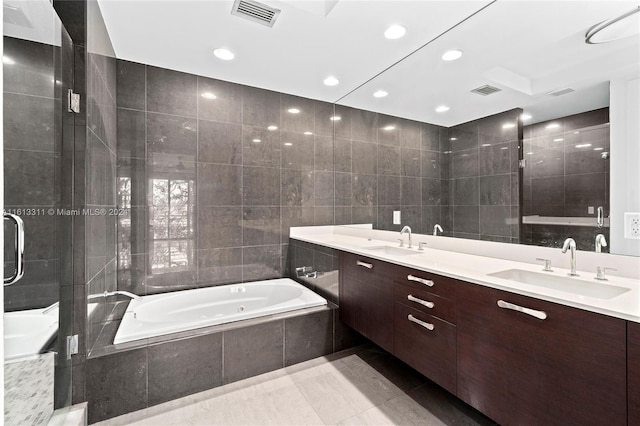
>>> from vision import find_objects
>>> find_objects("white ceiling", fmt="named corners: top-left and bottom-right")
top-left (97, 0), bottom-right (640, 126)
top-left (97, 0), bottom-right (492, 103)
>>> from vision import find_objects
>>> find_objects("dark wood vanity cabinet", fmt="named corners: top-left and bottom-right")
top-left (457, 281), bottom-right (627, 426)
top-left (392, 267), bottom-right (457, 393)
top-left (339, 251), bottom-right (394, 352)
top-left (629, 321), bottom-right (640, 426)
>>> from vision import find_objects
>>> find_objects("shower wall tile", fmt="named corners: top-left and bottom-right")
top-left (146, 66), bottom-right (197, 117)
top-left (197, 207), bottom-right (243, 249)
top-left (281, 131), bottom-right (313, 170)
top-left (352, 109), bottom-right (378, 142)
top-left (243, 125), bottom-right (282, 167)
top-left (117, 108), bottom-right (145, 158)
top-left (243, 166), bottom-right (281, 206)
top-left (242, 86), bottom-right (281, 128)
top-left (281, 94), bottom-right (317, 133)
top-left (400, 119), bottom-right (422, 149)
top-left (243, 206), bottom-right (281, 246)
top-left (479, 174), bottom-right (511, 206)
top-left (197, 76), bottom-right (242, 123)
top-left (197, 163), bottom-right (243, 207)
top-left (116, 60), bottom-right (145, 110)
top-left (197, 247), bottom-right (243, 285)
top-left (3, 93), bottom-right (57, 152)
top-left (3, 37), bottom-right (56, 97)
top-left (197, 120), bottom-right (242, 165)
top-left (3, 150), bottom-right (57, 206)
top-left (242, 245), bottom-right (282, 281)
top-left (352, 141), bottom-right (378, 174)
top-left (146, 112), bottom-right (197, 156)
top-left (378, 145), bottom-right (401, 175)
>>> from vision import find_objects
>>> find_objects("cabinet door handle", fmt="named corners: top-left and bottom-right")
top-left (407, 314), bottom-right (434, 331)
top-left (497, 300), bottom-right (547, 320)
top-left (407, 294), bottom-right (434, 309)
top-left (407, 274), bottom-right (434, 287)
top-left (356, 260), bottom-right (373, 269)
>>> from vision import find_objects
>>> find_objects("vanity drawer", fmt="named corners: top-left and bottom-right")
top-left (394, 282), bottom-right (455, 324)
top-left (341, 251), bottom-right (395, 280)
top-left (391, 265), bottom-right (457, 300)
top-left (393, 302), bottom-right (456, 394)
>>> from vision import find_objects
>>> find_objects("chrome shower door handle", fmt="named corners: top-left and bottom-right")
top-left (597, 206), bottom-right (604, 228)
top-left (4, 213), bottom-right (25, 286)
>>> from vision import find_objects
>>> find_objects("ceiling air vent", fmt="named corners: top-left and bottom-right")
top-left (231, 0), bottom-right (281, 27)
top-left (470, 85), bottom-right (502, 96)
top-left (548, 88), bottom-right (575, 97)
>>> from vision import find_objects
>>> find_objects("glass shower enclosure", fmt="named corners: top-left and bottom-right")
top-left (3, 0), bottom-right (75, 423)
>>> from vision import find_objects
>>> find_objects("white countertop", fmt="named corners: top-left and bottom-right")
top-left (290, 226), bottom-right (640, 323)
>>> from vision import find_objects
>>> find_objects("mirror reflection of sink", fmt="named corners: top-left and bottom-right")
top-left (488, 269), bottom-right (631, 300)
top-left (362, 245), bottom-right (418, 256)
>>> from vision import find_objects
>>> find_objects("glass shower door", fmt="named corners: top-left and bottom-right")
top-left (3, 0), bottom-right (75, 422)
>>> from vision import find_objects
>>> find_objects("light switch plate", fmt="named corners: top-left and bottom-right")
top-left (624, 212), bottom-right (640, 239)
top-left (393, 210), bottom-right (401, 225)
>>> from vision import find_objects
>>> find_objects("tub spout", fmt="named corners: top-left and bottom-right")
top-left (104, 290), bottom-right (143, 301)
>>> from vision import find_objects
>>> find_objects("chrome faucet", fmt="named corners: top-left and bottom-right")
top-left (400, 225), bottom-right (412, 248)
top-left (433, 224), bottom-right (443, 236)
top-left (595, 234), bottom-right (607, 253)
top-left (561, 238), bottom-right (578, 276)
top-left (104, 290), bottom-right (143, 301)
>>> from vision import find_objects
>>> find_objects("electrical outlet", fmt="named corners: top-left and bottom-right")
top-left (624, 212), bottom-right (640, 239)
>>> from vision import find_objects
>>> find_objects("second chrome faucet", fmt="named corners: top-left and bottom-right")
top-left (400, 225), bottom-right (412, 248)
top-left (561, 238), bottom-right (578, 276)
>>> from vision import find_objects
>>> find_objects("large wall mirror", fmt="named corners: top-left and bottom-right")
top-left (335, 1), bottom-right (639, 257)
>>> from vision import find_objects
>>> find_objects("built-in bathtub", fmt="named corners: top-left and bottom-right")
top-left (86, 275), bottom-right (360, 423)
top-left (114, 278), bottom-right (327, 344)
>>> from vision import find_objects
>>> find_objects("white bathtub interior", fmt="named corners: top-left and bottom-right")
top-left (114, 278), bottom-right (327, 344)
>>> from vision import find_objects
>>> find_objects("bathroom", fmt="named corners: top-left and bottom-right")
top-left (2, 0), bottom-right (639, 424)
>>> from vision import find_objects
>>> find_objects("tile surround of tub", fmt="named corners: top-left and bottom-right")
top-left (85, 303), bottom-right (353, 423)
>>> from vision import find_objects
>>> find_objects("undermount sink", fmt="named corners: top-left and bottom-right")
top-left (361, 245), bottom-right (418, 256)
top-left (488, 269), bottom-right (631, 300)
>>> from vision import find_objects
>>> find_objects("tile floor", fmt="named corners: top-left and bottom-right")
top-left (95, 345), bottom-right (496, 426)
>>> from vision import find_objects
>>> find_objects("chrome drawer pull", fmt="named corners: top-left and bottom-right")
top-left (497, 300), bottom-right (547, 320)
top-left (407, 274), bottom-right (434, 287)
top-left (408, 314), bottom-right (434, 331)
top-left (407, 294), bottom-right (434, 309)
top-left (356, 260), bottom-right (373, 269)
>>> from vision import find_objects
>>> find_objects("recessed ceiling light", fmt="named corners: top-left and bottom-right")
top-left (481, 143), bottom-right (491, 147)
top-left (546, 123), bottom-right (560, 129)
top-left (526, 151), bottom-right (534, 155)
top-left (323, 76), bottom-right (339, 86)
top-left (502, 123), bottom-right (516, 129)
top-left (213, 48), bottom-right (235, 61)
top-left (575, 144), bottom-right (592, 148)
top-left (252, 139), bottom-right (261, 143)
top-left (267, 125), bottom-right (278, 131)
top-left (330, 116), bottom-right (341, 121)
top-left (382, 125), bottom-right (396, 131)
top-left (500, 147), bottom-right (509, 150)
top-left (201, 92), bottom-right (217, 100)
top-left (288, 108), bottom-right (300, 114)
top-left (594, 147), bottom-right (604, 151)
top-left (384, 24), bottom-right (406, 39)
top-left (441, 49), bottom-right (463, 61)
top-left (284, 142), bottom-right (293, 146)
top-left (574, 131), bottom-right (580, 134)
top-left (521, 113), bottom-right (532, 121)
top-left (3, 56), bottom-right (15, 65)
top-left (553, 138), bottom-right (564, 142)
top-left (435, 105), bottom-right (450, 113)
top-left (303, 131), bottom-right (313, 135)
top-left (450, 137), bottom-right (458, 141)
top-left (373, 90), bottom-right (388, 98)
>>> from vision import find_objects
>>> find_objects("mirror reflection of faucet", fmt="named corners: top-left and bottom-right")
top-left (400, 226), bottom-right (412, 248)
top-left (595, 233), bottom-right (607, 253)
top-left (433, 224), bottom-right (443, 236)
